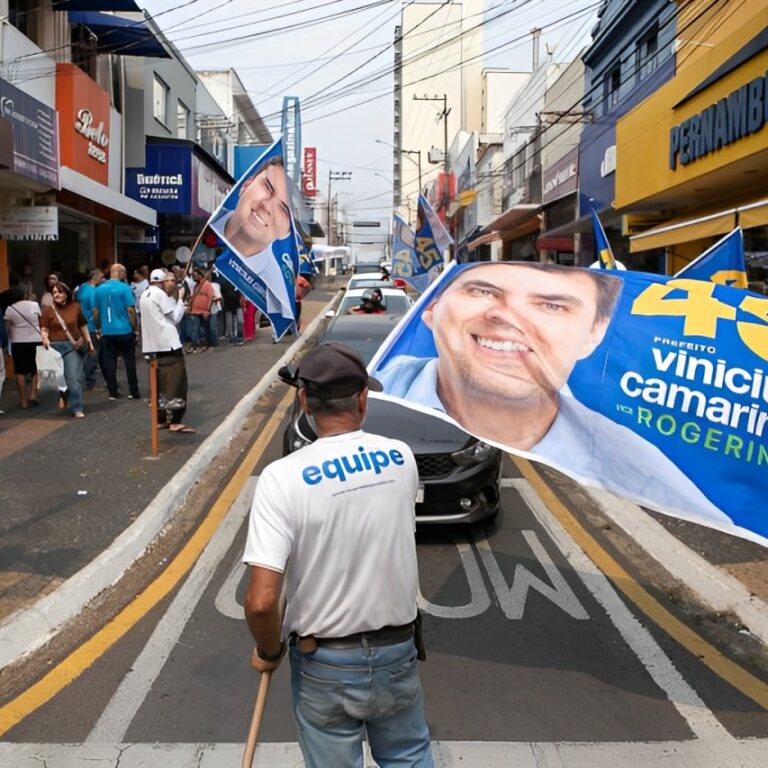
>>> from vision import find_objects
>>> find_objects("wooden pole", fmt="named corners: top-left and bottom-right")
top-left (241, 671), bottom-right (272, 768)
top-left (149, 356), bottom-right (158, 457)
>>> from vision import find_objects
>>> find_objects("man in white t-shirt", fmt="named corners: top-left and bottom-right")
top-left (243, 343), bottom-right (433, 768)
top-left (139, 269), bottom-right (195, 434)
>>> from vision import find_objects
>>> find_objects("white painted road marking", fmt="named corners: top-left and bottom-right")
top-left (3, 739), bottom-right (767, 766)
top-left (510, 477), bottom-right (732, 741)
top-left (87, 478), bottom-right (258, 743)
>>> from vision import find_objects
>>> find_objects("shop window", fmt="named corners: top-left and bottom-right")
top-left (637, 26), bottom-right (659, 82)
top-left (8, 0), bottom-right (38, 44)
top-left (71, 24), bottom-right (98, 80)
top-left (177, 99), bottom-right (190, 138)
top-left (153, 75), bottom-right (169, 126)
top-left (604, 63), bottom-right (621, 111)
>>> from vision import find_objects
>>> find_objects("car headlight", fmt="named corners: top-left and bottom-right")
top-left (451, 440), bottom-right (495, 466)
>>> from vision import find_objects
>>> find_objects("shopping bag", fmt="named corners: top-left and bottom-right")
top-left (36, 345), bottom-right (66, 393)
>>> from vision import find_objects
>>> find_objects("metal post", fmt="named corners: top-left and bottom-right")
top-left (149, 356), bottom-right (159, 457)
top-left (327, 170), bottom-right (332, 246)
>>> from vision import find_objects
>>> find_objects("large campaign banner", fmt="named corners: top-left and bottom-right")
top-left (194, 137), bottom-right (299, 338)
top-left (369, 261), bottom-right (768, 548)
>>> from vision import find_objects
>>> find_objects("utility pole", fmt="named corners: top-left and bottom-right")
top-left (327, 170), bottom-right (351, 245)
top-left (413, 94), bottom-right (450, 209)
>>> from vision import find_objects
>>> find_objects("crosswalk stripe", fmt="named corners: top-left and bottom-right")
top-left (2, 739), bottom-right (766, 766)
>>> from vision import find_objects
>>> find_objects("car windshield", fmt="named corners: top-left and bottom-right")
top-left (348, 279), bottom-right (392, 289)
top-left (352, 264), bottom-right (382, 274)
top-left (337, 292), bottom-right (411, 316)
top-left (321, 322), bottom-right (398, 364)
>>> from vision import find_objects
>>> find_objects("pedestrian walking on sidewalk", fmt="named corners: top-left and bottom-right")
top-left (76, 268), bottom-right (105, 390)
top-left (40, 282), bottom-right (94, 418)
top-left (140, 269), bottom-right (195, 434)
top-left (3, 287), bottom-right (42, 410)
top-left (93, 263), bottom-right (140, 400)
top-left (243, 343), bottom-right (433, 768)
top-left (185, 268), bottom-right (215, 352)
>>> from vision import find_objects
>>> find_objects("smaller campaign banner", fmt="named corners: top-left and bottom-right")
top-left (194, 137), bottom-right (298, 339)
top-left (591, 207), bottom-right (616, 269)
top-left (675, 228), bottom-right (748, 288)
top-left (369, 261), bottom-right (768, 548)
top-left (391, 197), bottom-right (452, 293)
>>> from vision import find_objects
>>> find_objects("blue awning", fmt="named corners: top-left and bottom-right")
top-left (54, 1), bottom-right (142, 10)
top-left (68, 11), bottom-right (170, 58)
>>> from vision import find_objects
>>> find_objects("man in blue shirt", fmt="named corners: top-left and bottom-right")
top-left (76, 268), bottom-right (104, 390)
top-left (93, 263), bottom-right (140, 400)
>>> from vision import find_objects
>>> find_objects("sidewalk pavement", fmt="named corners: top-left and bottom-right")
top-left (0, 277), bottom-right (765, 671)
top-left (0, 285), bottom-right (338, 668)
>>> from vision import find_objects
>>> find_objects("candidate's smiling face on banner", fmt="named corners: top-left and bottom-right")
top-left (423, 264), bottom-right (615, 403)
top-left (224, 159), bottom-right (292, 257)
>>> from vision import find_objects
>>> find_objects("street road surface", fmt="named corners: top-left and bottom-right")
top-left (1, 392), bottom-right (767, 767)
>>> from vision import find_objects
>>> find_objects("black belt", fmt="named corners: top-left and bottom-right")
top-left (294, 621), bottom-right (415, 651)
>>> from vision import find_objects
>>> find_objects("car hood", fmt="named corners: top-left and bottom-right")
top-left (296, 396), bottom-right (473, 453)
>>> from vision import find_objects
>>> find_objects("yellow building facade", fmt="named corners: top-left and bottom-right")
top-left (615, 1), bottom-right (768, 278)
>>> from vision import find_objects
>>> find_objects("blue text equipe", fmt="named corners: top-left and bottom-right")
top-left (302, 446), bottom-right (405, 485)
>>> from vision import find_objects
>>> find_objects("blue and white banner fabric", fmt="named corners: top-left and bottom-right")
top-left (369, 261), bottom-right (768, 547)
top-left (591, 207), bottom-right (616, 269)
top-left (201, 137), bottom-right (298, 339)
top-left (391, 214), bottom-right (421, 289)
top-left (675, 228), bottom-right (748, 288)
top-left (394, 195), bottom-right (452, 293)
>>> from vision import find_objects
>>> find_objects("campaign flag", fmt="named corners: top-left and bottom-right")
top-left (198, 137), bottom-right (298, 339)
top-left (675, 228), bottom-right (748, 288)
top-left (391, 214), bottom-right (421, 289)
top-left (393, 196), bottom-right (453, 293)
top-left (369, 261), bottom-right (768, 548)
top-left (297, 235), bottom-right (318, 276)
top-left (591, 207), bottom-right (616, 269)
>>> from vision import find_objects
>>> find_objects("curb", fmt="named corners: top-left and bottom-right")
top-left (0, 297), bottom-right (336, 670)
top-left (586, 487), bottom-right (768, 645)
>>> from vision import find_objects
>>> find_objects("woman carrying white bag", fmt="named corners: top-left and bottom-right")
top-left (40, 282), bottom-right (94, 418)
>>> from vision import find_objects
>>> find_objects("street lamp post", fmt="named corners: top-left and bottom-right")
top-left (327, 170), bottom-right (351, 245)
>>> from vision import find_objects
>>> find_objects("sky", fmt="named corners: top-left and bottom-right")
top-left (140, 0), bottom-right (600, 219)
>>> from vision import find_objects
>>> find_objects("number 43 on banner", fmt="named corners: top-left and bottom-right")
top-left (632, 279), bottom-right (768, 361)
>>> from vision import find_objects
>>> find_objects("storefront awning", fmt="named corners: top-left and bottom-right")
top-left (540, 207), bottom-right (622, 238)
top-left (68, 11), bottom-right (170, 58)
top-left (630, 209), bottom-right (736, 253)
top-left (467, 204), bottom-right (541, 251)
top-left (61, 166), bottom-right (157, 226)
top-left (535, 236), bottom-right (574, 253)
top-left (738, 198), bottom-right (768, 230)
top-left (54, 1), bottom-right (142, 10)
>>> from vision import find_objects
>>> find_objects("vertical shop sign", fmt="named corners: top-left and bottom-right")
top-left (303, 147), bottom-right (317, 197)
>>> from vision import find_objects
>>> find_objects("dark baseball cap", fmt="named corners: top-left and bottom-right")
top-left (282, 343), bottom-right (382, 398)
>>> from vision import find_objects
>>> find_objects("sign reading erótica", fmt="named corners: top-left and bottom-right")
top-left (303, 147), bottom-right (317, 197)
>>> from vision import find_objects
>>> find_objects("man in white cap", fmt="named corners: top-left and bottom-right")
top-left (139, 269), bottom-right (195, 433)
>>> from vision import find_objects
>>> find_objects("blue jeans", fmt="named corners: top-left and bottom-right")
top-left (289, 639), bottom-right (433, 768)
top-left (186, 315), bottom-right (214, 348)
top-left (51, 341), bottom-right (84, 414)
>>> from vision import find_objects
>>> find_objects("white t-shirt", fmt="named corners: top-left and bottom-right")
top-left (139, 285), bottom-right (185, 354)
top-left (243, 429), bottom-right (420, 639)
top-left (210, 281), bottom-right (222, 315)
top-left (4, 300), bottom-right (42, 343)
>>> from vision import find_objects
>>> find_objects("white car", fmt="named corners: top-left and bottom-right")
top-left (345, 273), bottom-right (390, 291)
top-left (327, 287), bottom-right (414, 318)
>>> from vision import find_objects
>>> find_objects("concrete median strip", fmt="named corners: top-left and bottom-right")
top-left (0, 297), bottom-right (337, 671)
